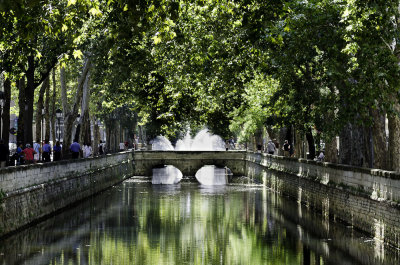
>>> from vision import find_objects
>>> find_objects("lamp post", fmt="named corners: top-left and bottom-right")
top-left (55, 109), bottom-right (62, 142)
top-left (0, 91), bottom-right (4, 139)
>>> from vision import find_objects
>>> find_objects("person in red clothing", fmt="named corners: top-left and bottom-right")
top-left (22, 144), bottom-right (37, 164)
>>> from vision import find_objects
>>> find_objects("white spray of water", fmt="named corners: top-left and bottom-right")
top-left (150, 129), bottom-right (229, 185)
top-left (152, 165), bottom-right (183, 184)
top-left (151, 136), bottom-right (174, 150)
top-left (195, 166), bottom-right (228, 185)
top-left (153, 129), bottom-right (225, 151)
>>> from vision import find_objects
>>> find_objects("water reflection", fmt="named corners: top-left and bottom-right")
top-left (0, 177), bottom-right (399, 265)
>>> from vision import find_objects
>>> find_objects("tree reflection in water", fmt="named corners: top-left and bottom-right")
top-left (0, 177), bottom-right (398, 265)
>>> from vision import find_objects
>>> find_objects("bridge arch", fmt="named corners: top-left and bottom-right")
top-left (133, 151), bottom-right (246, 177)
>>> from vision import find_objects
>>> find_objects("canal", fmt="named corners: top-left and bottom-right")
top-left (0, 175), bottom-right (399, 265)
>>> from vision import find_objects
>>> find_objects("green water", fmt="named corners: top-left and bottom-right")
top-left (0, 176), bottom-right (398, 265)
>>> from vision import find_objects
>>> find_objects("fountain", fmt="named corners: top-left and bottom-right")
top-left (177, 129), bottom-right (226, 150)
top-left (152, 129), bottom-right (225, 151)
top-left (150, 129), bottom-right (230, 185)
top-left (151, 136), bottom-right (174, 151)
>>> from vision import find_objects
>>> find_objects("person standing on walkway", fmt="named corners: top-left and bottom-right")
top-left (266, 140), bottom-right (276, 155)
top-left (70, 140), bottom-right (81, 159)
top-left (16, 142), bottom-right (24, 165)
top-left (33, 139), bottom-right (41, 162)
top-left (283, 140), bottom-right (290, 157)
top-left (119, 142), bottom-right (125, 152)
top-left (22, 144), bottom-right (36, 164)
top-left (98, 140), bottom-right (104, 155)
top-left (53, 141), bottom-right (62, 161)
top-left (0, 139), bottom-right (9, 168)
top-left (42, 140), bottom-right (52, 162)
top-left (83, 142), bottom-right (92, 158)
top-left (273, 139), bottom-right (279, 155)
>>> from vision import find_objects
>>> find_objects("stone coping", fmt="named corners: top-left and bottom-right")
top-left (0, 151), bottom-right (132, 173)
top-left (258, 152), bottom-right (400, 180)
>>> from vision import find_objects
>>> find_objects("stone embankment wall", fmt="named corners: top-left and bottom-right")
top-left (0, 152), bottom-right (134, 238)
top-left (245, 153), bottom-right (400, 248)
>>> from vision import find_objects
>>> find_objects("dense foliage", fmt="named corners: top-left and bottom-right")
top-left (2, 0), bottom-right (400, 145)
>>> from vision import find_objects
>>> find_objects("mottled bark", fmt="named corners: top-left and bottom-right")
top-left (45, 75), bottom-right (51, 141)
top-left (24, 56), bottom-right (36, 145)
top-left (305, 127), bottom-right (315, 159)
top-left (363, 127), bottom-right (373, 168)
top-left (17, 78), bottom-right (25, 144)
top-left (106, 121), bottom-right (118, 153)
top-left (278, 127), bottom-right (287, 156)
top-left (324, 136), bottom-right (338, 163)
top-left (35, 76), bottom-right (48, 143)
top-left (388, 103), bottom-right (400, 171)
top-left (294, 129), bottom-right (303, 158)
top-left (51, 67), bottom-right (56, 143)
top-left (371, 109), bottom-right (387, 169)
top-left (254, 127), bottom-right (263, 151)
top-left (93, 118), bottom-right (99, 155)
top-left (61, 58), bottom-right (91, 155)
top-left (79, 70), bottom-right (91, 146)
top-left (339, 122), bottom-right (367, 167)
top-left (2, 78), bottom-right (11, 144)
top-left (106, 123), bottom-right (111, 153)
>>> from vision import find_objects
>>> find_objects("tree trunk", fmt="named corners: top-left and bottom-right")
top-left (106, 123), bottom-right (111, 153)
top-left (79, 70), bottom-right (91, 146)
top-left (24, 55), bottom-right (36, 146)
top-left (51, 67), bottom-right (56, 143)
top-left (305, 127), bottom-right (315, 159)
top-left (35, 76), bottom-right (48, 143)
top-left (2, 78), bottom-right (11, 145)
top-left (325, 136), bottom-right (338, 163)
top-left (106, 121), bottom-right (117, 153)
top-left (17, 77), bottom-right (25, 145)
top-left (388, 103), bottom-right (400, 171)
top-left (93, 117), bottom-right (99, 155)
top-left (61, 58), bottom-right (91, 155)
top-left (278, 127), bottom-right (287, 156)
top-left (45, 74), bottom-right (51, 141)
top-left (339, 122), bottom-right (367, 167)
top-left (254, 127), bottom-right (263, 151)
top-left (371, 109), bottom-right (387, 169)
top-left (294, 129), bottom-right (303, 158)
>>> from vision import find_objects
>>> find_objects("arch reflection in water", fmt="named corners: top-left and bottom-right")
top-left (195, 165), bottom-right (231, 185)
top-left (152, 165), bottom-right (182, 184)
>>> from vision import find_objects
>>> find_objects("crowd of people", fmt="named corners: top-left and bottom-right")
top-left (0, 138), bottom-right (109, 168)
top-left (265, 138), bottom-right (325, 161)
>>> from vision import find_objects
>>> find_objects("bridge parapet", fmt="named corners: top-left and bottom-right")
top-left (133, 150), bottom-right (247, 176)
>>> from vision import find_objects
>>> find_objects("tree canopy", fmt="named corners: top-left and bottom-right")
top-left (2, 0), bottom-right (400, 143)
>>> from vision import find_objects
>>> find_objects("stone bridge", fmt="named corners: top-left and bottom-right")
top-left (132, 150), bottom-right (247, 176)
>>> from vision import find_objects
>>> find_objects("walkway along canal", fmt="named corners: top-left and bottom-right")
top-left (1, 150), bottom-right (400, 250)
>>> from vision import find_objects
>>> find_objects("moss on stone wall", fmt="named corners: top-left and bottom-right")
top-left (0, 189), bottom-right (5, 203)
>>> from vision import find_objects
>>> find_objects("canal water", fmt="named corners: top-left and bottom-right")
top-left (0, 176), bottom-right (399, 265)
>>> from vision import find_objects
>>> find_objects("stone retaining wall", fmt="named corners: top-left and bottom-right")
top-left (0, 151), bottom-right (134, 238)
top-left (245, 153), bottom-right (400, 248)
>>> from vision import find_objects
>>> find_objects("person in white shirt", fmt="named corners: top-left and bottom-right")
top-left (83, 142), bottom-right (92, 158)
top-left (119, 142), bottom-right (125, 151)
top-left (33, 139), bottom-right (41, 162)
top-left (318, 151), bottom-right (325, 161)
